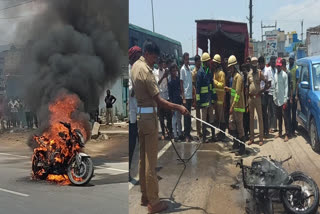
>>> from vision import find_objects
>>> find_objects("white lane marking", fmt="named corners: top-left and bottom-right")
top-left (0, 188), bottom-right (29, 197)
top-left (129, 141), bottom-right (172, 190)
top-left (0, 153), bottom-right (29, 159)
top-left (95, 166), bottom-right (128, 173)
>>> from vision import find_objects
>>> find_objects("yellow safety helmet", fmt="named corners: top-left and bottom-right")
top-left (228, 55), bottom-right (238, 67)
top-left (201, 52), bottom-right (211, 62)
top-left (212, 54), bottom-right (221, 64)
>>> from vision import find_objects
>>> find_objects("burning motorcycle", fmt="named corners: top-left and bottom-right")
top-left (237, 156), bottom-right (319, 214)
top-left (32, 121), bottom-right (94, 185)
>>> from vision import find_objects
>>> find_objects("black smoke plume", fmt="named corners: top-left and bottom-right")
top-left (15, 0), bottom-right (127, 148)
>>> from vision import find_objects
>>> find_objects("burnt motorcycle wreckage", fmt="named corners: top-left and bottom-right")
top-left (32, 121), bottom-right (94, 185)
top-left (237, 156), bottom-right (319, 214)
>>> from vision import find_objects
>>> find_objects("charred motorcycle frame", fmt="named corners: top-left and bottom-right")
top-left (237, 156), bottom-right (319, 214)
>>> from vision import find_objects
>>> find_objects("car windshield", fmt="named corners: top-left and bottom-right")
top-left (312, 63), bottom-right (320, 91)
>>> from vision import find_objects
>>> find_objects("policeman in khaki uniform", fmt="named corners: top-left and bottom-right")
top-left (247, 57), bottom-right (265, 146)
top-left (212, 54), bottom-right (226, 140)
top-left (131, 41), bottom-right (188, 214)
top-left (225, 55), bottom-right (246, 156)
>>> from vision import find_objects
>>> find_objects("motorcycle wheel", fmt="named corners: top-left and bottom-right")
top-left (67, 157), bottom-right (94, 186)
top-left (280, 171), bottom-right (319, 214)
top-left (32, 151), bottom-right (48, 180)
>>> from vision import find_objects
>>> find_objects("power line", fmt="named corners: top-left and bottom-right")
top-left (0, 0), bottom-right (34, 13)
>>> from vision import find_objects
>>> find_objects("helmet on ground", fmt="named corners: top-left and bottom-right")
top-left (201, 52), bottom-right (211, 62)
top-left (228, 55), bottom-right (237, 67)
top-left (212, 54), bottom-right (221, 64)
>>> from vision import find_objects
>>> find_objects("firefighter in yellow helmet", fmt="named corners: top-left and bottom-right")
top-left (196, 52), bottom-right (215, 143)
top-left (225, 55), bottom-right (246, 156)
top-left (212, 54), bottom-right (226, 141)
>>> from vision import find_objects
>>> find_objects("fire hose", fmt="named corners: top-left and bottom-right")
top-left (164, 115), bottom-right (258, 200)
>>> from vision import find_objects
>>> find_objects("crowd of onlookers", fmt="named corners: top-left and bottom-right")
top-left (0, 96), bottom-right (38, 130)
top-left (151, 52), bottom-right (299, 152)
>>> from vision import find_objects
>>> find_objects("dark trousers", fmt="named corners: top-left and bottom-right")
top-left (290, 96), bottom-right (298, 133)
top-left (261, 93), bottom-right (269, 135)
top-left (276, 104), bottom-right (290, 136)
top-left (243, 111), bottom-right (250, 137)
top-left (184, 99), bottom-right (192, 137)
top-left (25, 112), bottom-right (32, 128)
top-left (268, 95), bottom-right (277, 130)
top-left (159, 106), bottom-right (172, 136)
top-left (129, 122), bottom-right (138, 170)
top-left (284, 101), bottom-right (292, 135)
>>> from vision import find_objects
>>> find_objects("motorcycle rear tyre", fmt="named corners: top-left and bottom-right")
top-left (281, 171), bottom-right (319, 214)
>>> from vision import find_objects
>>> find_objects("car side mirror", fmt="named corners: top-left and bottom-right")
top-left (300, 81), bottom-right (310, 89)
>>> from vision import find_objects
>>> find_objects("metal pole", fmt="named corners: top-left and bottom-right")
top-left (249, 0), bottom-right (253, 39)
top-left (151, 0), bottom-right (155, 32)
top-left (301, 20), bottom-right (304, 42)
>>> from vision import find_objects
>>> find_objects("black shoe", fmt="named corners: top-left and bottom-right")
top-left (179, 135), bottom-right (185, 141)
top-left (236, 142), bottom-right (246, 156)
top-left (174, 137), bottom-right (179, 142)
top-left (201, 139), bottom-right (208, 143)
top-left (210, 136), bottom-right (219, 143)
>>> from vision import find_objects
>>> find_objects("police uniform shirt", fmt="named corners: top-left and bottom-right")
top-left (247, 69), bottom-right (265, 95)
top-left (131, 56), bottom-right (160, 107)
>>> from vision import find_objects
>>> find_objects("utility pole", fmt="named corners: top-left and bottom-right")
top-left (247, 0), bottom-right (253, 39)
top-left (151, 0), bottom-right (155, 32)
top-left (301, 20), bottom-right (304, 42)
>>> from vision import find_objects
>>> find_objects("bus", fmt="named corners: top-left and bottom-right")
top-left (129, 24), bottom-right (183, 66)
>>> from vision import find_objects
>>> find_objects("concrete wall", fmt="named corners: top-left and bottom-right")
top-left (308, 34), bottom-right (320, 56)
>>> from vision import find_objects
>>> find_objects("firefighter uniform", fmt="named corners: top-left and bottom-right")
top-left (131, 56), bottom-right (160, 205)
top-left (228, 55), bottom-right (245, 154)
top-left (230, 72), bottom-right (245, 137)
top-left (192, 67), bottom-right (202, 137)
top-left (197, 53), bottom-right (215, 142)
top-left (247, 68), bottom-right (265, 143)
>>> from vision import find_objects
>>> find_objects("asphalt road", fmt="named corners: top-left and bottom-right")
top-left (0, 135), bottom-right (128, 214)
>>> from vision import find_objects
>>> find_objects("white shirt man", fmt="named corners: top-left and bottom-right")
top-left (158, 68), bottom-right (169, 100)
top-left (128, 64), bottom-right (137, 123)
top-left (273, 69), bottom-right (288, 107)
top-left (180, 64), bottom-right (193, 100)
top-left (267, 66), bottom-right (277, 96)
top-left (260, 66), bottom-right (272, 90)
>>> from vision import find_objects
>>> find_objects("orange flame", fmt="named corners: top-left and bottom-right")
top-left (32, 93), bottom-right (86, 185)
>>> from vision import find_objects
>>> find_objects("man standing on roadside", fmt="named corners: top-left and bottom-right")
top-left (196, 53), bottom-right (215, 143)
top-left (283, 58), bottom-right (293, 138)
top-left (157, 57), bottom-right (172, 140)
top-left (192, 55), bottom-right (202, 138)
top-left (247, 57), bottom-right (265, 146)
top-left (274, 57), bottom-right (289, 142)
top-left (212, 54), bottom-right (226, 141)
top-left (128, 45), bottom-right (142, 179)
top-left (259, 56), bottom-right (272, 137)
top-left (131, 40), bottom-right (188, 213)
top-left (180, 52), bottom-right (193, 142)
top-left (104, 89), bottom-right (116, 125)
top-left (267, 56), bottom-right (277, 133)
top-left (288, 53), bottom-right (299, 135)
top-left (225, 55), bottom-right (246, 156)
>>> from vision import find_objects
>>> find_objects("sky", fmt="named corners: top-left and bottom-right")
top-left (130, 0), bottom-right (320, 55)
top-left (0, 0), bottom-right (40, 46)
